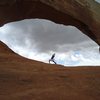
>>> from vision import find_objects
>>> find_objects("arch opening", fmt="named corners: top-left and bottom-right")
top-left (0, 19), bottom-right (100, 66)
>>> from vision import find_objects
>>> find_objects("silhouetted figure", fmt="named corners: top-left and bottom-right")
top-left (49, 53), bottom-right (56, 64)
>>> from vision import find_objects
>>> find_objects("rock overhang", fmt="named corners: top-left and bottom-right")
top-left (0, 0), bottom-right (100, 46)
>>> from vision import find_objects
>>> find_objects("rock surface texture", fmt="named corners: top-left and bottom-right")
top-left (0, 1), bottom-right (100, 99)
top-left (0, 41), bottom-right (100, 100)
top-left (0, 0), bottom-right (100, 45)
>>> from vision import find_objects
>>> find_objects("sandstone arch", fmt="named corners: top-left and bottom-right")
top-left (0, 0), bottom-right (100, 46)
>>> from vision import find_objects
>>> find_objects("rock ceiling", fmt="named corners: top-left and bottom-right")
top-left (0, 0), bottom-right (100, 46)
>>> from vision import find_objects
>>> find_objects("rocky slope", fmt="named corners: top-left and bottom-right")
top-left (0, 41), bottom-right (100, 100)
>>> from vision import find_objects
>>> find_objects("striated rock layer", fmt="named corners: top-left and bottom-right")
top-left (0, 41), bottom-right (100, 100)
top-left (0, 0), bottom-right (100, 45)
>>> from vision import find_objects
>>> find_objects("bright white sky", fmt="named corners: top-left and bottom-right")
top-left (0, 19), bottom-right (100, 66)
top-left (95, 0), bottom-right (100, 3)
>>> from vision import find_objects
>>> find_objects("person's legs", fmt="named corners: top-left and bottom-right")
top-left (53, 60), bottom-right (56, 64)
top-left (49, 59), bottom-right (56, 64)
top-left (50, 59), bottom-right (56, 64)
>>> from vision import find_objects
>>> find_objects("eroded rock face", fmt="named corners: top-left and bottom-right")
top-left (0, 41), bottom-right (100, 100)
top-left (0, 0), bottom-right (100, 45)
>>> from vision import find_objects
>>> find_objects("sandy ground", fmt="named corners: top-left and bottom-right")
top-left (0, 41), bottom-right (100, 100)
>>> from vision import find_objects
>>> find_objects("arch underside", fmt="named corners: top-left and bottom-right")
top-left (0, 0), bottom-right (100, 46)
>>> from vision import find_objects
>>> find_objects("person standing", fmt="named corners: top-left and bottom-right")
top-left (49, 53), bottom-right (56, 64)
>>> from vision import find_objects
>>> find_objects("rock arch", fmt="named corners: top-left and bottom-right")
top-left (0, 0), bottom-right (100, 46)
